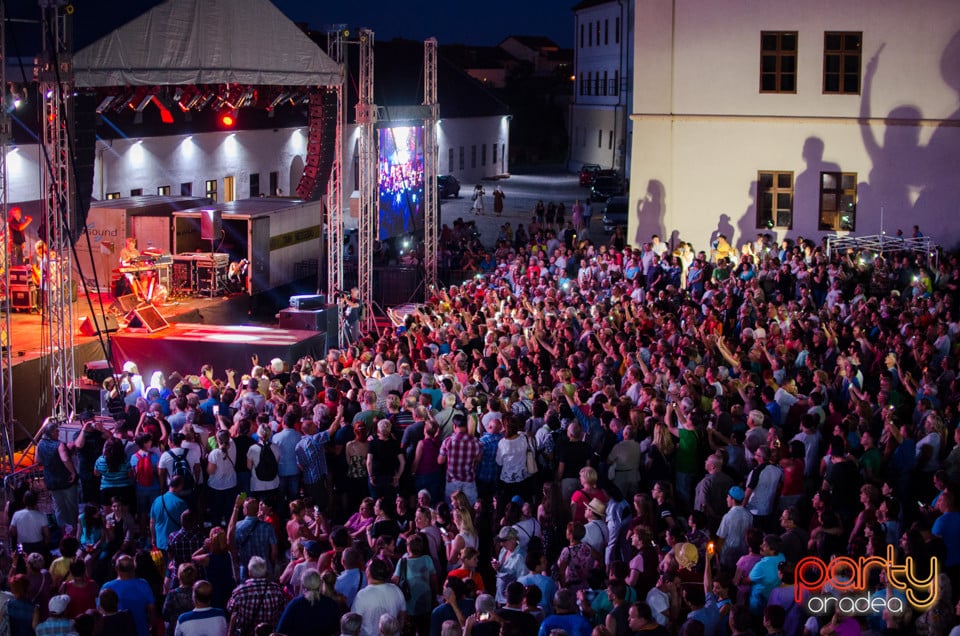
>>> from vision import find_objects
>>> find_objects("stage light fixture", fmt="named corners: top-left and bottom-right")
top-left (172, 88), bottom-right (183, 102)
top-left (135, 95), bottom-right (154, 112)
top-left (220, 110), bottom-right (237, 127)
top-left (95, 95), bottom-right (115, 114)
top-left (267, 92), bottom-right (289, 111)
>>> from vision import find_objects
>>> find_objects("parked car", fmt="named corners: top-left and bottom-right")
top-left (602, 196), bottom-right (629, 233)
top-left (590, 171), bottom-right (625, 202)
top-left (437, 175), bottom-right (460, 199)
top-left (578, 164), bottom-right (601, 187)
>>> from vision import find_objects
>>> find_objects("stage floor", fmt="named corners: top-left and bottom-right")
top-left (6, 290), bottom-right (293, 438)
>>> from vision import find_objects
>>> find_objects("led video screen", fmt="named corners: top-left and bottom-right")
top-left (377, 125), bottom-right (424, 240)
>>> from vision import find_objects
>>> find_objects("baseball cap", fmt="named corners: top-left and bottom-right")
top-left (728, 486), bottom-right (745, 502)
top-left (49, 594), bottom-right (70, 616)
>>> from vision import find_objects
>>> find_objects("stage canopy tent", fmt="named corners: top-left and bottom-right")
top-left (72, 0), bottom-right (341, 87)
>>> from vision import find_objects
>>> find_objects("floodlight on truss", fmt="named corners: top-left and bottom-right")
top-left (135, 94), bottom-right (154, 112)
top-left (95, 95), bottom-right (114, 113)
top-left (267, 92), bottom-right (289, 111)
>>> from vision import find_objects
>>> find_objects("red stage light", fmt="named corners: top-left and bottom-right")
top-left (220, 113), bottom-right (235, 127)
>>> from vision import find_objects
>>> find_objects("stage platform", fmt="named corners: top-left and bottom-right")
top-left (6, 290), bottom-right (298, 440)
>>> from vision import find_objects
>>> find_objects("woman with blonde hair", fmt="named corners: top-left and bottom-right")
top-left (446, 505), bottom-right (479, 571)
top-left (191, 526), bottom-right (234, 609)
top-left (570, 466), bottom-right (608, 524)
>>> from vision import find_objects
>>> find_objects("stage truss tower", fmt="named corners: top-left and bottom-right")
top-left (37, 0), bottom-right (75, 420)
top-left (0, 1), bottom-right (15, 471)
top-left (356, 29), bottom-right (377, 334)
top-left (422, 38), bottom-right (438, 292)
top-left (325, 29), bottom-right (347, 347)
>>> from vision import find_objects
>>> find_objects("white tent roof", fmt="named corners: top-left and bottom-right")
top-left (73, 0), bottom-right (341, 87)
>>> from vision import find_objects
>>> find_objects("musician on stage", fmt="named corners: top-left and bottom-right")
top-left (8, 206), bottom-right (32, 266)
top-left (119, 236), bottom-right (140, 266)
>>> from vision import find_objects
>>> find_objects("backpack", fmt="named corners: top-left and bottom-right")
top-left (255, 442), bottom-right (278, 482)
top-left (166, 449), bottom-right (195, 490)
top-left (135, 451), bottom-right (156, 488)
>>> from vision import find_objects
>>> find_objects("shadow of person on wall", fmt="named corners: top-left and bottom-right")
top-left (711, 214), bottom-right (736, 253)
top-left (912, 30), bottom-right (960, 234)
top-left (793, 137), bottom-right (840, 234)
top-left (634, 179), bottom-right (665, 247)
top-left (857, 43), bottom-right (923, 233)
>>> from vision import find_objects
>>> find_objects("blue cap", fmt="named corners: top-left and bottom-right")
top-left (511, 495), bottom-right (525, 506)
top-left (728, 486), bottom-right (745, 502)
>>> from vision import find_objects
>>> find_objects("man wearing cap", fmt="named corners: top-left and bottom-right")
top-left (715, 486), bottom-right (753, 569)
top-left (36, 594), bottom-right (74, 636)
top-left (582, 498), bottom-right (609, 559)
top-left (438, 414), bottom-right (481, 505)
top-left (492, 526), bottom-right (528, 605)
top-left (36, 419), bottom-right (79, 530)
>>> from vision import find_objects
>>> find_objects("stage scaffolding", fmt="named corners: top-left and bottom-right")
top-left (826, 234), bottom-right (939, 268)
top-left (356, 28), bottom-right (377, 335)
top-left (325, 29), bottom-right (347, 347)
top-left (0, 1), bottom-right (14, 474)
top-left (422, 38), bottom-right (438, 292)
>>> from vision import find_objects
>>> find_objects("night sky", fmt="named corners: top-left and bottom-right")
top-left (261, 0), bottom-right (574, 48)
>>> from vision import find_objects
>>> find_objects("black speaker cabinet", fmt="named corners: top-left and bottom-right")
top-left (84, 359), bottom-right (113, 384)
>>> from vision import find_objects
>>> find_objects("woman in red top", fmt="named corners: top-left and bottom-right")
top-left (778, 441), bottom-right (806, 512)
top-left (570, 466), bottom-right (608, 524)
top-left (59, 559), bottom-right (99, 619)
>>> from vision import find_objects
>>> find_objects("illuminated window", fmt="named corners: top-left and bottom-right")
top-left (157, 185), bottom-right (171, 196)
top-left (760, 31), bottom-right (797, 93)
top-left (757, 171), bottom-right (793, 229)
top-left (106, 192), bottom-right (121, 200)
top-left (205, 179), bottom-right (218, 202)
top-left (823, 32), bottom-right (862, 94)
top-left (819, 172), bottom-right (857, 231)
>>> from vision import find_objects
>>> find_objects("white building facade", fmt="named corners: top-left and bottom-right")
top-left (629, 0), bottom-right (960, 252)
top-left (569, 0), bottom-right (633, 174)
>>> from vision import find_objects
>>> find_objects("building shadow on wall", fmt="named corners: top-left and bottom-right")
top-left (634, 179), bottom-right (665, 246)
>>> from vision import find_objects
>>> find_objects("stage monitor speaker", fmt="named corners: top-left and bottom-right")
top-left (289, 294), bottom-right (327, 310)
top-left (78, 314), bottom-right (119, 337)
top-left (129, 305), bottom-right (169, 333)
top-left (84, 359), bottom-right (113, 384)
top-left (200, 208), bottom-right (222, 241)
top-left (117, 294), bottom-right (139, 313)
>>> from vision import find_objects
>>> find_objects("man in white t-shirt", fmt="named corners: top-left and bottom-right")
top-left (351, 558), bottom-right (406, 636)
top-left (9, 490), bottom-right (49, 554)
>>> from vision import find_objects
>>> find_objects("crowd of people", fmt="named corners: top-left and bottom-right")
top-left (6, 217), bottom-right (960, 636)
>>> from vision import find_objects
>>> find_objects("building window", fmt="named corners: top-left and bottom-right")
top-left (459, 146), bottom-right (464, 171)
top-left (615, 17), bottom-right (620, 44)
top-left (605, 19), bottom-right (609, 45)
top-left (470, 145), bottom-right (476, 169)
top-left (250, 173), bottom-right (260, 197)
top-left (602, 71), bottom-right (609, 96)
top-left (106, 192), bottom-right (121, 200)
top-left (594, 74), bottom-right (601, 95)
top-left (760, 31), bottom-right (797, 93)
top-left (598, 130), bottom-right (603, 148)
top-left (823, 32), bottom-right (862, 94)
top-left (448, 148), bottom-right (455, 173)
top-left (205, 179), bottom-right (218, 202)
top-left (819, 172), bottom-right (857, 231)
top-left (130, 188), bottom-right (143, 196)
top-left (180, 182), bottom-right (192, 196)
top-left (580, 24), bottom-right (584, 48)
top-left (492, 143), bottom-right (498, 164)
top-left (757, 171), bottom-right (794, 229)
top-left (481, 144), bottom-right (487, 167)
top-left (588, 22), bottom-right (593, 47)
top-left (157, 185), bottom-right (171, 196)
top-left (596, 22), bottom-right (600, 46)
top-left (586, 71), bottom-right (592, 96)
top-left (613, 70), bottom-right (619, 96)
top-left (269, 171), bottom-right (279, 196)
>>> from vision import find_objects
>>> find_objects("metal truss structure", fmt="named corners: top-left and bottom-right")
top-left (422, 38), bottom-right (438, 293)
top-left (325, 30), bottom-right (347, 347)
top-left (826, 234), bottom-right (938, 269)
top-left (37, 0), bottom-right (75, 420)
top-left (355, 29), bottom-right (377, 334)
top-left (0, 1), bottom-right (14, 472)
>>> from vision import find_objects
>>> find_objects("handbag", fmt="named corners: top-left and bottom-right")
top-left (525, 435), bottom-right (539, 476)
top-left (397, 557), bottom-right (412, 600)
